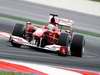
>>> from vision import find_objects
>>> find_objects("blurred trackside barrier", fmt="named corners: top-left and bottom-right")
top-left (24, 0), bottom-right (100, 16)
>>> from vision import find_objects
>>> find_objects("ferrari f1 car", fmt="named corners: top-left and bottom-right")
top-left (9, 14), bottom-right (85, 57)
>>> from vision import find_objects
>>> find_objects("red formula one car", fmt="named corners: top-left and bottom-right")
top-left (9, 14), bottom-right (85, 57)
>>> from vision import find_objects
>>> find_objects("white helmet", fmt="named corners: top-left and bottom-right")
top-left (26, 21), bottom-right (32, 24)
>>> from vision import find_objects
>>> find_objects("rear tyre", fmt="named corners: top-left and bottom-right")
top-left (70, 34), bottom-right (85, 57)
top-left (58, 33), bottom-right (68, 46)
top-left (57, 33), bottom-right (69, 56)
top-left (11, 23), bottom-right (24, 47)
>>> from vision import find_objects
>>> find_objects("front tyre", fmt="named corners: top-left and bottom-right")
top-left (70, 34), bottom-right (85, 57)
top-left (12, 23), bottom-right (25, 37)
top-left (11, 23), bottom-right (25, 47)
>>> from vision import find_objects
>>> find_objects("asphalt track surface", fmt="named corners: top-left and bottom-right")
top-left (0, 0), bottom-right (100, 72)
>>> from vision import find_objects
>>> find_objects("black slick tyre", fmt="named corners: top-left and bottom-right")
top-left (11, 23), bottom-right (24, 47)
top-left (12, 23), bottom-right (24, 37)
top-left (70, 34), bottom-right (85, 57)
top-left (58, 33), bottom-right (68, 46)
top-left (57, 33), bottom-right (69, 56)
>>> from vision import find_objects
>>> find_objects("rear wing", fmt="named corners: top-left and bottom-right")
top-left (49, 15), bottom-right (74, 30)
top-left (49, 15), bottom-right (73, 26)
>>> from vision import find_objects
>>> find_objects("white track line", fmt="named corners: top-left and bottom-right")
top-left (0, 32), bottom-right (10, 38)
top-left (0, 59), bottom-right (82, 75)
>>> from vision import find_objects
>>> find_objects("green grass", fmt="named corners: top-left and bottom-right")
top-left (91, 0), bottom-right (100, 2)
top-left (0, 14), bottom-right (46, 25)
top-left (0, 13), bottom-right (100, 37)
top-left (74, 28), bottom-right (100, 37)
top-left (0, 71), bottom-right (33, 75)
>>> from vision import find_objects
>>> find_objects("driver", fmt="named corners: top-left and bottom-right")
top-left (48, 16), bottom-right (58, 31)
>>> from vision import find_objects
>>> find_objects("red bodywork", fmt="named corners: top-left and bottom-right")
top-left (33, 25), bottom-right (60, 44)
top-left (43, 31), bottom-right (59, 44)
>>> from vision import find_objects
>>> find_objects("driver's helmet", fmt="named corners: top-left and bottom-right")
top-left (50, 17), bottom-right (57, 25)
top-left (65, 30), bottom-right (70, 33)
top-left (26, 21), bottom-right (32, 25)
